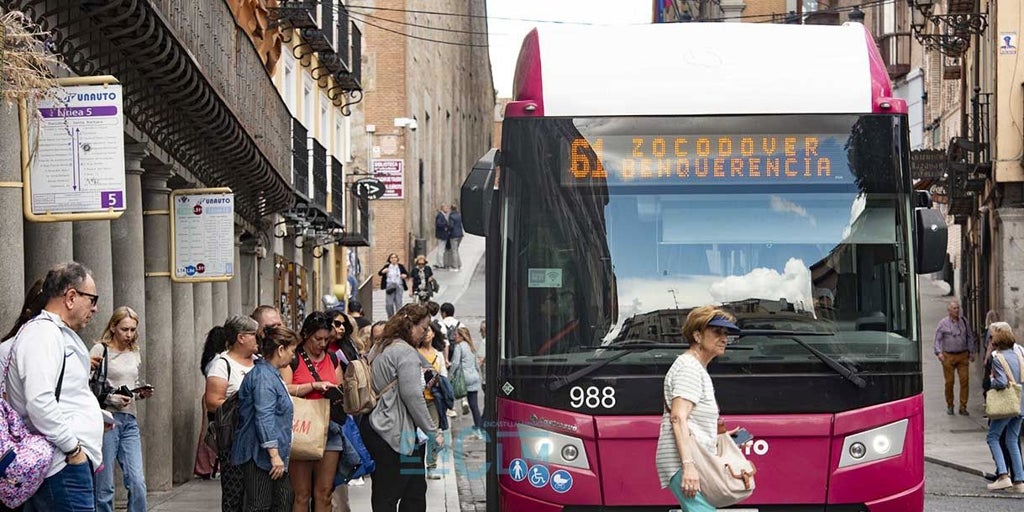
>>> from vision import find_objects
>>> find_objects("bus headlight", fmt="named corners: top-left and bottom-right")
top-left (838, 419), bottom-right (908, 468)
top-left (516, 423), bottom-right (590, 470)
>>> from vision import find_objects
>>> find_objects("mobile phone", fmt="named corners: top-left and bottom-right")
top-left (731, 428), bottom-right (753, 446)
top-left (131, 384), bottom-right (154, 393)
top-left (324, 387), bottom-right (344, 401)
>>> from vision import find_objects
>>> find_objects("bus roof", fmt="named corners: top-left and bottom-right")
top-left (508, 22), bottom-right (905, 118)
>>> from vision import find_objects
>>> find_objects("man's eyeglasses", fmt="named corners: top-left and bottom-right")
top-left (73, 289), bottom-right (99, 307)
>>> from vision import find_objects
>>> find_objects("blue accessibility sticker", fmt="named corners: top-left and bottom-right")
top-left (549, 470), bottom-right (573, 493)
top-left (528, 464), bottom-right (550, 488)
top-left (508, 458), bottom-right (527, 482)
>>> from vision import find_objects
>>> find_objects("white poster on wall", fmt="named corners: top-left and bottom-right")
top-left (171, 189), bottom-right (235, 282)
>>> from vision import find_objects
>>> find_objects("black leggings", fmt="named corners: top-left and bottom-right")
top-left (360, 419), bottom-right (427, 512)
top-left (467, 391), bottom-right (483, 430)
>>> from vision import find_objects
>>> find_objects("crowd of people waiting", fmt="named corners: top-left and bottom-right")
top-left (0, 260), bottom-right (484, 512)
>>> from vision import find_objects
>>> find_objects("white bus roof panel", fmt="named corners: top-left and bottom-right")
top-left (526, 23), bottom-right (877, 117)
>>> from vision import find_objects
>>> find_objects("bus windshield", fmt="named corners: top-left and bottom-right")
top-left (502, 115), bottom-right (916, 373)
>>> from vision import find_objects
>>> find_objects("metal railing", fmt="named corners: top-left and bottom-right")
top-left (292, 119), bottom-right (309, 198)
top-left (331, 157), bottom-right (345, 222)
top-left (311, 140), bottom-right (328, 208)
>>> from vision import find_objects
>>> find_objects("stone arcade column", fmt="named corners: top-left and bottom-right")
top-left (211, 281), bottom-right (228, 326)
top-left (23, 220), bottom-right (72, 288)
top-left (73, 219), bottom-right (114, 343)
top-left (0, 108), bottom-right (25, 330)
top-left (995, 207), bottom-right (1024, 334)
top-left (141, 162), bottom-right (174, 491)
top-left (228, 231), bottom-right (245, 317)
top-left (188, 282), bottom-right (212, 476)
top-left (169, 274), bottom-right (194, 485)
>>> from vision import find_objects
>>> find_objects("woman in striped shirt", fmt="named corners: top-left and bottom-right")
top-left (655, 306), bottom-right (741, 512)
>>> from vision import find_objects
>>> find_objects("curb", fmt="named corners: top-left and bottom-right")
top-left (925, 455), bottom-right (984, 477)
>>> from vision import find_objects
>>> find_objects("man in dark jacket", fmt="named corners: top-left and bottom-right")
top-left (435, 204), bottom-right (450, 269)
top-left (446, 204), bottom-right (464, 271)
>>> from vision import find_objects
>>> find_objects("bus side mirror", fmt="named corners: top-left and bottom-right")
top-left (913, 190), bottom-right (932, 208)
top-left (460, 149), bottom-right (499, 237)
top-left (914, 208), bottom-right (947, 274)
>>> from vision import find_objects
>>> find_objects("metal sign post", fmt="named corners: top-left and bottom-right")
top-left (19, 76), bottom-right (126, 221)
top-left (169, 188), bottom-right (235, 283)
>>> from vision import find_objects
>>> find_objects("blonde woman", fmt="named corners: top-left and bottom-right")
top-left (450, 326), bottom-right (484, 438)
top-left (91, 306), bottom-right (151, 512)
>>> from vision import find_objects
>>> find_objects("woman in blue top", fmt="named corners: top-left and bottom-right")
top-left (231, 325), bottom-right (301, 511)
top-left (984, 322), bottom-right (1024, 493)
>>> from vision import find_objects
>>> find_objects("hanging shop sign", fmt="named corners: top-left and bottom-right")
top-left (170, 188), bottom-right (235, 283)
top-left (910, 149), bottom-right (947, 180)
top-left (372, 159), bottom-right (404, 199)
top-left (19, 76), bottom-right (126, 221)
top-left (352, 177), bottom-right (387, 200)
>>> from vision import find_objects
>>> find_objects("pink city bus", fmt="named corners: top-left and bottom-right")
top-left (461, 21), bottom-right (948, 512)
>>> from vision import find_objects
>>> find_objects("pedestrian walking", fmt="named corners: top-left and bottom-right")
top-left (434, 204), bottom-right (451, 268)
top-left (347, 300), bottom-right (371, 330)
top-left (377, 253), bottom-right (411, 318)
top-left (450, 326), bottom-right (483, 438)
top-left (282, 312), bottom-right (344, 512)
top-left (202, 315), bottom-right (260, 512)
top-left (655, 305), bottom-right (745, 512)
top-left (360, 304), bottom-right (443, 512)
top-left (983, 322), bottom-right (1024, 493)
top-left (411, 255), bottom-right (437, 304)
top-left (981, 315), bottom-right (1019, 484)
top-left (419, 323), bottom-right (448, 480)
top-left (933, 300), bottom-right (977, 415)
top-left (446, 204), bottom-right (464, 271)
top-left (0, 262), bottom-right (104, 511)
top-left (91, 306), bottom-right (151, 512)
top-left (231, 325), bottom-right (301, 512)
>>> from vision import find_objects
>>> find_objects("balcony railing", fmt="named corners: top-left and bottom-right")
top-left (341, 195), bottom-right (370, 247)
top-left (273, 0), bottom-right (318, 29)
top-left (877, 32), bottom-right (912, 79)
top-left (292, 118), bottom-right (309, 198)
top-left (331, 157), bottom-right (345, 222)
top-left (311, 140), bottom-right (328, 208)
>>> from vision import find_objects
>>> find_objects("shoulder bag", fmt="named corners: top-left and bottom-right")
top-left (985, 349), bottom-right (1024, 420)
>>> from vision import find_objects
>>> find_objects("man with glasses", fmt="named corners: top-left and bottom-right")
top-left (2, 261), bottom-right (104, 511)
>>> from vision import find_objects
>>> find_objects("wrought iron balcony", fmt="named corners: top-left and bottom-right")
top-left (271, 0), bottom-right (318, 30)
top-left (311, 140), bottom-right (328, 209)
top-left (332, 22), bottom-right (361, 92)
top-left (341, 195), bottom-right (370, 247)
top-left (291, 118), bottom-right (310, 199)
top-left (331, 157), bottom-right (345, 223)
top-left (877, 33), bottom-right (913, 79)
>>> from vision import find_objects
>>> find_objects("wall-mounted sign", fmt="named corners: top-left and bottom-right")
top-left (19, 76), bottom-right (125, 221)
top-left (170, 188), bottom-right (235, 283)
top-left (353, 177), bottom-right (387, 200)
top-left (910, 149), bottom-right (947, 180)
top-left (1000, 32), bottom-right (1018, 55)
top-left (372, 159), bottom-right (404, 199)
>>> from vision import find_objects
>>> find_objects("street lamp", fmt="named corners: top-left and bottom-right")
top-left (906, 0), bottom-right (986, 57)
top-left (848, 6), bottom-right (865, 23)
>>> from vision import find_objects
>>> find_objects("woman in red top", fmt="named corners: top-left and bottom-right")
top-left (282, 312), bottom-right (344, 512)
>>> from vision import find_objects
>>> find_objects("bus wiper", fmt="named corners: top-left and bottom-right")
top-left (548, 340), bottom-right (671, 392)
top-left (738, 330), bottom-right (866, 389)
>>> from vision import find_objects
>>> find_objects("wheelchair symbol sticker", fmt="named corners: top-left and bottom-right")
top-left (550, 470), bottom-right (573, 493)
top-left (508, 458), bottom-right (527, 482)
top-left (528, 464), bottom-right (549, 488)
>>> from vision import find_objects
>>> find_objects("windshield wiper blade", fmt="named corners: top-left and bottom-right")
top-left (548, 341), bottom-right (667, 392)
top-left (737, 332), bottom-right (867, 389)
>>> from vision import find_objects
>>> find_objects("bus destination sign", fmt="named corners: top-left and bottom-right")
top-left (566, 134), bottom-right (852, 186)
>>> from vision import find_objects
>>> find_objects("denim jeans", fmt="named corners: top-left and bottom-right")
top-left (94, 413), bottom-right (147, 512)
top-left (668, 470), bottom-right (716, 512)
top-left (987, 415), bottom-right (1024, 480)
top-left (25, 460), bottom-right (95, 512)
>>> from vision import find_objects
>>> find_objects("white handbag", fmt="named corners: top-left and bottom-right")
top-left (690, 432), bottom-right (757, 507)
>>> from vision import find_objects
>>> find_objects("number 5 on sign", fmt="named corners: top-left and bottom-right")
top-left (568, 386), bottom-right (616, 409)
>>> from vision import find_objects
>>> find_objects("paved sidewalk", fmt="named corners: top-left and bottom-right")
top-left (919, 276), bottom-right (1010, 477)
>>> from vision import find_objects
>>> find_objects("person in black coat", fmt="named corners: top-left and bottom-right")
top-left (378, 253), bottom-right (410, 318)
top-left (410, 255), bottom-right (437, 304)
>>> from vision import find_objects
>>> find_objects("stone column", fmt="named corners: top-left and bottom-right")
top-left (73, 220), bottom-right (114, 343)
top-left (229, 230), bottom-right (245, 316)
top-left (192, 282), bottom-right (213, 441)
top-left (0, 108), bottom-right (26, 331)
top-left (169, 277), bottom-right (194, 485)
top-left (995, 207), bottom-right (1024, 335)
top-left (141, 163), bottom-right (174, 491)
top-left (24, 222), bottom-right (72, 288)
top-left (212, 281), bottom-right (229, 327)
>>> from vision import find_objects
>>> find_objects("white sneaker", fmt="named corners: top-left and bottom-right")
top-left (447, 409), bottom-right (458, 417)
top-left (987, 475), bottom-right (1012, 491)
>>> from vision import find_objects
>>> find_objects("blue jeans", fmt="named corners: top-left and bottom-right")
top-left (25, 460), bottom-right (95, 512)
top-left (987, 415), bottom-right (1024, 480)
top-left (668, 470), bottom-right (715, 512)
top-left (94, 413), bottom-right (147, 512)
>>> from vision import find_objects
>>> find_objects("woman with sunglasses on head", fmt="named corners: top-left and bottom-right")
top-left (202, 315), bottom-right (261, 512)
top-left (90, 306), bottom-right (151, 512)
top-left (282, 312), bottom-right (345, 512)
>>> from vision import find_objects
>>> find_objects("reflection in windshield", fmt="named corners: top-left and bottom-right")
top-left (503, 115), bottom-right (915, 367)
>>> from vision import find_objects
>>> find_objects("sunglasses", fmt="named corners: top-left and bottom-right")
top-left (72, 289), bottom-right (99, 307)
top-left (333, 320), bottom-right (345, 329)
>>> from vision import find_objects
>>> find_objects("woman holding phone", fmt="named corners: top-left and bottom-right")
top-left (91, 306), bottom-right (152, 512)
top-left (655, 305), bottom-right (745, 512)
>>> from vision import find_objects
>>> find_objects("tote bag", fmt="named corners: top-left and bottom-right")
top-left (691, 432), bottom-right (757, 508)
top-left (290, 397), bottom-right (330, 460)
top-left (985, 349), bottom-right (1024, 420)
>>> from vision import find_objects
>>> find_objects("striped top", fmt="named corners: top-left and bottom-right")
top-left (655, 353), bottom-right (720, 489)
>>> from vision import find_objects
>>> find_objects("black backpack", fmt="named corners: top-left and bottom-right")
top-left (204, 357), bottom-right (240, 455)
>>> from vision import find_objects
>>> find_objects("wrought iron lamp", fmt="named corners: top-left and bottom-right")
top-left (906, 0), bottom-right (986, 56)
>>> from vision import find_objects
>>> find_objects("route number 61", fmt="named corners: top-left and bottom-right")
top-left (569, 386), bottom-right (616, 409)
